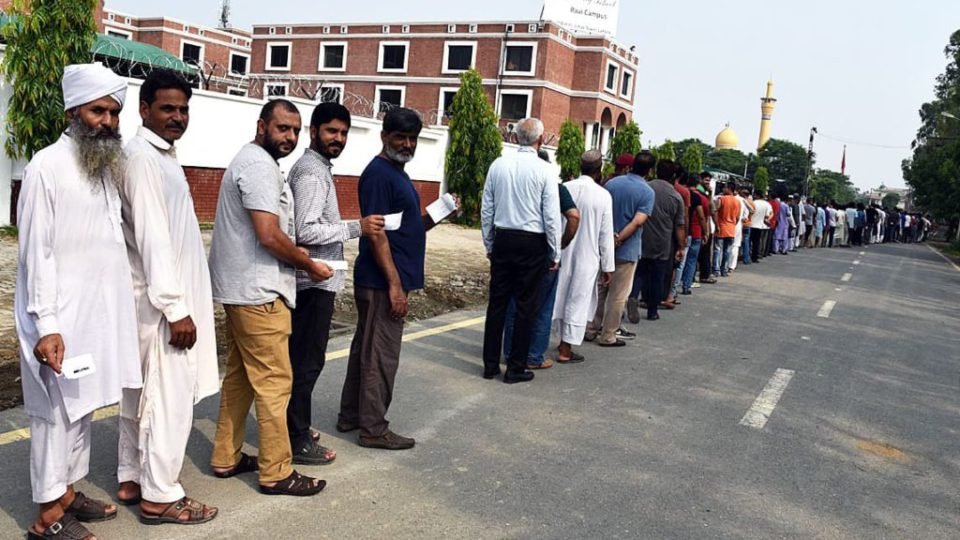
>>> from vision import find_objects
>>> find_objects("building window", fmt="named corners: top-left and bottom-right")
top-left (527, 23), bottom-right (538, 33)
top-left (266, 42), bottom-right (291, 70)
top-left (401, 24), bottom-right (410, 33)
top-left (322, 26), bottom-right (330, 34)
top-left (229, 52), bottom-right (249, 76)
top-left (375, 85), bottom-right (405, 114)
top-left (340, 25), bottom-right (349, 34)
top-left (447, 24), bottom-right (456, 33)
top-left (382, 25), bottom-right (391, 34)
top-left (503, 42), bottom-right (536, 75)
top-left (469, 24), bottom-right (478, 33)
top-left (443, 41), bottom-right (476, 73)
top-left (499, 90), bottom-right (531, 120)
top-left (505, 23), bottom-right (515, 33)
top-left (268, 27), bottom-right (276, 35)
top-left (106, 29), bottom-right (131, 39)
top-left (604, 61), bottom-right (619, 93)
top-left (319, 42), bottom-right (347, 71)
top-left (227, 87), bottom-right (246, 97)
top-left (319, 84), bottom-right (343, 104)
top-left (378, 42), bottom-right (409, 73)
top-left (437, 87), bottom-right (459, 123)
top-left (285, 26), bottom-right (293, 35)
top-left (265, 83), bottom-right (287, 97)
top-left (181, 41), bottom-right (203, 67)
top-left (620, 70), bottom-right (634, 98)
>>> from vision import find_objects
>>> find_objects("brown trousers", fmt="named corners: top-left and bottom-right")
top-left (339, 287), bottom-right (405, 438)
top-left (211, 299), bottom-right (293, 483)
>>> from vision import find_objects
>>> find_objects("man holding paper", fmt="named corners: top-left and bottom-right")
top-left (15, 63), bottom-right (141, 539)
top-left (286, 102), bottom-right (384, 465)
top-left (338, 107), bottom-right (458, 450)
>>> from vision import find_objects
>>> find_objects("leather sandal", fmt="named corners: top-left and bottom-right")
top-left (213, 452), bottom-right (258, 478)
top-left (139, 497), bottom-right (218, 526)
top-left (64, 491), bottom-right (117, 523)
top-left (27, 514), bottom-right (93, 540)
top-left (260, 471), bottom-right (326, 497)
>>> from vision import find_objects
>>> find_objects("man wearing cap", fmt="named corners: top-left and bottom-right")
top-left (15, 63), bottom-right (141, 539)
top-left (608, 153), bottom-right (634, 183)
top-left (552, 151), bottom-right (614, 363)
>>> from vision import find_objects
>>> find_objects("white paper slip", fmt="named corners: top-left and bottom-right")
top-left (426, 193), bottom-right (458, 224)
top-left (384, 212), bottom-right (403, 231)
top-left (312, 259), bottom-right (349, 271)
top-left (60, 354), bottom-right (96, 380)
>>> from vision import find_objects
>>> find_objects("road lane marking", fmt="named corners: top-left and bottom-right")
top-left (834, 288), bottom-right (842, 292)
top-left (739, 368), bottom-right (796, 429)
top-left (926, 244), bottom-right (960, 273)
top-left (853, 260), bottom-right (861, 265)
top-left (841, 273), bottom-right (852, 282)
top-left (859, 251), bottom-right (865, 256)
top-left (0, 315), bottom-right (487, 447)
top-left (817, 300), bottom-right (837, 318)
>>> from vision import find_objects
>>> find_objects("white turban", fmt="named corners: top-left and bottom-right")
top-left (61, 63), bottom-right (127, 112)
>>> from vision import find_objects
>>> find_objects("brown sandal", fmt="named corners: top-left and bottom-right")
top-left (27, 514), bottom-right (93, 539)
top-left (139, 497), bottom-right (218, 526)
top-left (260, 471), bottom-right (326, 497)
top-left (63, 491), bottom-right (117, 523)
top-left (213, 452), bottom-right (258, 478)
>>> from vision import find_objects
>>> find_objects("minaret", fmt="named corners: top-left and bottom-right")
top-left (757, 80), bottom-right (777, 152)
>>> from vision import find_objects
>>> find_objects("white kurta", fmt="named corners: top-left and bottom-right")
top-left (552, 176), bottom-right (615, 345)
top-left (15, 135), bottom-right (141, 425)
top-left (117, 127), bottom-right (219, 502)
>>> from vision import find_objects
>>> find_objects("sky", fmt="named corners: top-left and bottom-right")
top-left (106, 0), bottom-right (960, 190)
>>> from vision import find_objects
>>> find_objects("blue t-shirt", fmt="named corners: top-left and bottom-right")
top-left (605, 174), bottom-right (656, 261)
top-left (354, 156), bottom-right (426, 291)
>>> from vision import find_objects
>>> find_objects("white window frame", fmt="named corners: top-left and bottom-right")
top-left (264, 82), bottom-right (289, 98)
top-left (527, 23), bottom-right (538, 33)
top-left (180, 39), bottom-right (204, 67)
top-left (437, 87), bottom-right (460, 124)
top-left (227, 87), bottom-right (247, 97)
top-left (322, 26), bottom-right (331, 34)
top-left (106, 28), bottom-right (132, 39)
top-left (382, 25), bottom-right (391, 34)
top-left (442, 41), bottom-right (477, 74)
top-left (318, 41), bottom-right (348, 72)
top-left (620, 69), bottom-right (634, 99)
top-left (501, 41), bottom-right (537, 77)
top-left (319, 83), bottom-right (345, 104)
top-left (447, 24), bottom-right (457, 33)
top-left (374, 84), bottom-right (406, 113)
top-left (497, 89), bottom-right (533, 120)
top-left (505, 23), bottom-right (515, 33)
top-left (603, 60), bottom-right (619, 94)
top-left (268, 26), bottom-right (276, 35)
top-left (228, 51), bottom-right (250, 76)
top-left (340, 25), bottom-right (349, 34)
top-left (401, 24), bottom-right (410, 33)
top-left (377, 41), bottom-right (410, 73)
top-left (285, 26), bottom-right (293, 35)
top-left (469, 24), bottom-right (478, 33)
top-left (265, 41), bottom-right (292, 71)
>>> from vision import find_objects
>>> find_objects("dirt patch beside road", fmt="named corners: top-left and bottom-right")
top-left (0, 224), bottom-right (489, 410)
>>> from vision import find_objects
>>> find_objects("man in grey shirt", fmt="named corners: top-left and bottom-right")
top-left (286, 102), bottom-right (383, 465)
top-left (209, 100), bottom-right (332, 497)
top-left (638, 159), bottom-right (686, 321)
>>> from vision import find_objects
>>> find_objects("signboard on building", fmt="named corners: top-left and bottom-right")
top-left (542, 0), bottom-right (620, 37)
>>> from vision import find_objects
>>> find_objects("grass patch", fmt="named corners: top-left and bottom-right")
top-left (0, 226), bottom-right (17, 238)
top-left (944, 241), bottom-right (960, 258)
top-left (199, 222), bottom-right (215, 231)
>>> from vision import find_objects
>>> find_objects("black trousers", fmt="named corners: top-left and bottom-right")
top-left (638, 258), bottom-right (670, 318)
top-left (482, 229), bottom-right (549, 376)
top-left (698, 236), bottom-right (713, 279)
top-left (287, 288), bottom-right (336, 450)
top-left (750, 227), bottom-right (763, 261)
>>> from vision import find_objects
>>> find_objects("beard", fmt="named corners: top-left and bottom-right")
top-left (69, 116), bottom-right (124, 189)
top-left (383, 145), bottom-right (414, 164)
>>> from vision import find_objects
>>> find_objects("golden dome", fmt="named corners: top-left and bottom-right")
top-left (715, 124), bottom-right (739, 150)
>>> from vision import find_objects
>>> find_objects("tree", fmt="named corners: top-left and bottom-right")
top-left (657, 139), bottom-right (676, 161)
top-left (881, 192), bottom-right (902, 209)
top-left (680, 143), bottom-right (703, 175)
top-left (608, 120), bottom-right (641, 160)
top-left (445, 69), bottom-right (502, 225)
top-left (674, 138), bottom-right (712, 166)
top-left (556, 120), bottom-right (585, 181)
top-left (758, 138), bottom-right (812, 195)
top-left (809, 168), bottom-right (857, 204)
top-left (704, 147), bottom-right (749, 175)
top-left (3, 0), bottom-right (99, 159)
top-left (753, 166), bottom-right (770, 195)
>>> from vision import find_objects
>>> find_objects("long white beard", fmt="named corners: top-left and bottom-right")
top-left (384, 145), bottom-right (414, 164)
top-left (69, 116), bottom-right (124, 189)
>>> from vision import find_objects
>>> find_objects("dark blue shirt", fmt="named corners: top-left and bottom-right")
top-left (354, 156), bottom-right (426, 291)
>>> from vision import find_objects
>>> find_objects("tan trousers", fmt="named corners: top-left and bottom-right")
top-left (211, 299), bottom-right (293, 483)
top-left (587, 261), bottom-right (636, 344)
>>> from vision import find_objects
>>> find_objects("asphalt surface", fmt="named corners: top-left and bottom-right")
top-left (0, 241), bottom-right (957, 539)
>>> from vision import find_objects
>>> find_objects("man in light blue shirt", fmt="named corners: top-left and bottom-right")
top-left (480, 118), bottom-right (562, 384)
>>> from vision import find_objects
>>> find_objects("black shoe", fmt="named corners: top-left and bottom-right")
top-left (482, 368), bottom-right (501, 380)
top-left (626, 298), bottom-right (640, 324)
top-left (359, 430), bottom-right (415, 450)
top-left (681, 289), bottom-right (692, 295)
top-left (647, 314), bottom-right (660, 321)
top-left (292, 440), bottom-right (337, 465)
top-left (615, 327), bottom-right (636, 340)
top-left (503, 371), bottom-right (534, 384)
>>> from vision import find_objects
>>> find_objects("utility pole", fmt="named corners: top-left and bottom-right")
top-left (804, 126), bottom-right (817, 199)
top-left (219, 0), bottom-right (231, 29)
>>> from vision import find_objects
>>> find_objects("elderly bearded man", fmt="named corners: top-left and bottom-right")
top-left (16, 63), bottom-right (142, 540)
top-left (114, 69), bottom-right (219, 525)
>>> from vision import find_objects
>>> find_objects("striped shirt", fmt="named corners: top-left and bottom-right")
top-left (289, 148), bottom-right (362, 292)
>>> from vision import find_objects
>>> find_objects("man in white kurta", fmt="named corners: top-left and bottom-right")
top-left (116, 69), bottom-right (219, 524)
top-left (15, 63), bottom-right (141, 538)
top-left (552, 151), bottom-right (615, 362)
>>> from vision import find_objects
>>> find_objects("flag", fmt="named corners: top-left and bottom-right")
top-left (841, 145), bottom-right (847, 176)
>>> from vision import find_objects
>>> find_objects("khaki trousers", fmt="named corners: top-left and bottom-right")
top-left (211, 299), bottom-right (293, 483)
top-left (587, 261), bottom-right (636, 344)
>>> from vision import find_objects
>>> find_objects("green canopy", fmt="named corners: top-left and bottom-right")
top-left (92, 33), bottom-right (198, 76)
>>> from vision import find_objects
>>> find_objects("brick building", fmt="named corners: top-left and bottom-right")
top-left (247, 20), bottom-right (638, 152)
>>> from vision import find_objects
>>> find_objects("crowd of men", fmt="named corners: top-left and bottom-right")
top-left (14, 63), bottom-right (932, 539)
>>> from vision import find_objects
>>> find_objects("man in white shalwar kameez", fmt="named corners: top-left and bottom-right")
top-left (115, 69), bottom-right (219, 525)
top-left (15, 63), bottom-right (141, 540)
top-left (552, 151), bottom-right (615, 363)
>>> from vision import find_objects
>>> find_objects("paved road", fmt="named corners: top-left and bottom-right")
top-left (0, 242), bottom-right (957, 539)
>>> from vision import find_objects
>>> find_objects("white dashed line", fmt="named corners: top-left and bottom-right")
top-left (859, 251), bottom-right (865, 256)
top-left (841, 273), bottom-right (852, 282)
top-left (853, 260), bottom-right (861, 265)
top-left (817, 300), bottom-right (837, 318)
top-left (739, 368), bottom-right (796, 429)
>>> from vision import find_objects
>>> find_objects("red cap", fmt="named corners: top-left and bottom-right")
top-left (615, 153), bottom-right (635, 167)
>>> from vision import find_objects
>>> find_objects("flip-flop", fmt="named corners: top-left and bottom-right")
top-left (213, 452), bottom-right (258, 479)
top-left (596, 339), bottom-right (626, 347)
top-left (556, 352), bottom-right (585, 364)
